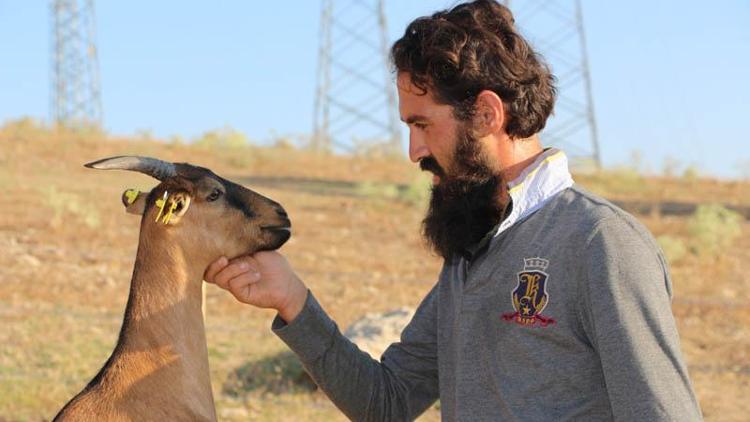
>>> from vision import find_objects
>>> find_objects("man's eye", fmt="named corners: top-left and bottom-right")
top-left (414, 123), bottom-right (428, 130)
top-left (206, 189), bottom-right (223, 202)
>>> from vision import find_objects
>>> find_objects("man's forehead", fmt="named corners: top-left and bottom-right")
top-left (399, 96), bottom-right (436, 123)
top-left (396, 72), bottom-right (426, 95)
top-left (398, 79), bottom-right (454, 122)
top-left (397, 73), bottom-right (434, 114)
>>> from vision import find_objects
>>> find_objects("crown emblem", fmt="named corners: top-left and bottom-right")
top-left (523, 257), bottom-right (549, 272)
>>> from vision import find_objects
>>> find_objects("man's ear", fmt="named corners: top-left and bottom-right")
top-left (121, 188), bottom-right (148, 215)
top-left (473, 90), bottom-right (506, 137)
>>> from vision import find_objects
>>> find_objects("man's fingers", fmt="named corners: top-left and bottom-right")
top-left (204, 256), bottom-right (228, 284)
top-left (228, 273), bottom-right (260, 302)
top-left (213, 260), bottom-right (258, 290)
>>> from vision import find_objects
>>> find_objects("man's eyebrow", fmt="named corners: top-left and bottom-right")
top-left (401, 114), bottom-right (429, 124)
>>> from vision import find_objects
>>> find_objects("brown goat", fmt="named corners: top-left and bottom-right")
top-left (54, 156), bottom-right (291, 421)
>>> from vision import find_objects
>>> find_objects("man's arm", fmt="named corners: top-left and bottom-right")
top-left (580, 216), bottom-right (702, 421)
top-left (205, 251), bottom-right (440, 421)
top-left (273, 285), bottom-right (440, 421)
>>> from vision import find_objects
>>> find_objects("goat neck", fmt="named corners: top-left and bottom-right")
top-left (83, 223), bottom-right (216, 421)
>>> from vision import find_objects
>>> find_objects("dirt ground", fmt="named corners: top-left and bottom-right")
top-left (1, 128), bottom-right (748, 421)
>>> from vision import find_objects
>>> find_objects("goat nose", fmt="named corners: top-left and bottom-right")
top-left (275, 207), bottom-right (288, 218)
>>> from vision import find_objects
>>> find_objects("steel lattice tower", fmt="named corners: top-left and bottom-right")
top-left (505, 0), bottom-right (601, 169)
top-left (51, 0), bottom-right (103, 128)
top-left (312, 0), bottom-right (401, 154)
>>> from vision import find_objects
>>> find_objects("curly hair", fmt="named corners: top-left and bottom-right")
top-left (391, 0), bottom-right (556, 139)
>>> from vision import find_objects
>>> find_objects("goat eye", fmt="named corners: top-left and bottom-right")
top-left (206, 189), bottom-right (222, 202)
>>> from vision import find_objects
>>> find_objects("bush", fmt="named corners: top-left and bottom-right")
top-left (193, 126), bottom-right (250, 150)
top-left (354, 174), bottom-right (432, 207)
top-left (355, 181), bottom-right (400, 200)
top-left (40, 186), bottom-right (101, 229)
top-left (223, 351), bottom-right (316, 396)
top-left (191, 126), bottom-right (256, 168)
top-left (687, 204), bottom-right (742, 258)
top-left (657, 235), bottom-right (688, 264)
top-left (399, 173), bottom-right (432, 207)
top-left (584, 167), bottom-right (650, 197)
top-left (682, 165), bottom-right (700, 182)
top-left (0, 117), bottom-right (51, 142)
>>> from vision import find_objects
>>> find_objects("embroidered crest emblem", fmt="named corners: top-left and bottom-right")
top-left (502, 257), bottom-right (556, 327)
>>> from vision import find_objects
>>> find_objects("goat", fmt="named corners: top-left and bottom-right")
top-left (54, 156), bottom-right (291, 421)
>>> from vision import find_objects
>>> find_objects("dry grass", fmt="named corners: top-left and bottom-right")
top-left (0, 120), bottom-right (748, 421)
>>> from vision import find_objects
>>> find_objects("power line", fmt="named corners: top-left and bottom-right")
top-left (506, 0), bottom-right (601, 170)
top-left (51, 0), bottom-right (102, 129)
top-left (312, 0), bottom-right (400, 154)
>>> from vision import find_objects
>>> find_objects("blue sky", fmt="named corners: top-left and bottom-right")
top-left (1, 1), bottom-right (749, 178)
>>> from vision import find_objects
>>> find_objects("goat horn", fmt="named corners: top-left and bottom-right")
top-left (84, 156), bottom-right (177, 181)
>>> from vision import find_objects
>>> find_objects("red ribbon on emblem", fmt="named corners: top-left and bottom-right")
top-left (502, 312), bottom-right (556, 327)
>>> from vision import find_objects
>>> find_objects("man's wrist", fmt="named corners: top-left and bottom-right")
top-left (278, 279), bottom-right (308, 323)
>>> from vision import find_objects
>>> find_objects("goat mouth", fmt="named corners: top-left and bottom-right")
top-left (261, 225), bottom-right (292, 249)
top-left (261, 225), bottom-right (291, 233)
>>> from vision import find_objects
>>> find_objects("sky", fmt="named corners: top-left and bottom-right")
top-left (1, 1), bottom-right (749, 178)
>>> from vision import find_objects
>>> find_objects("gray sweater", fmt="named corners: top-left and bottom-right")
top-left (273, 159), bottom-right (702, 421)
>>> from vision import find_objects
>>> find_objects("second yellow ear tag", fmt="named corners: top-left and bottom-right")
top-left (124, 189), bottom-right (139, 205)
top-left (154, 191), bottom-right (168, 223)
top-left (162, 198), bottom-right (179, 224)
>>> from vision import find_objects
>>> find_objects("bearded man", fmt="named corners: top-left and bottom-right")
top-left (205, 1), bottom-right (702, 420)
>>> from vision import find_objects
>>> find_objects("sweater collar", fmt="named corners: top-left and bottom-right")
top-left (494, 148), bottom-right (574, 237)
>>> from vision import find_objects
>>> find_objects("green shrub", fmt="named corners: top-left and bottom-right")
top-left (223, 351), bottom-right (316, 396)
top-left (193, 126), bottom-right (250, 150)
top-left (687, 204), bottom-right (742, 258)
top-left (271, 136), bottom-right (298, 150)
top-left (399, 173), bottom-right (432, 207)
top-left (40, 186), bottom-right (101, 229)
top-left (584, 167), bottom-right (649, 197)
top-left (168, 135), bottom-right (184, 146)
top-left (354, 175), bottom-right (432, 207)
top-left (0, 117), bottom-right (51, 142)
top-left (682, 165), bottom-right (700, 182)
top-left (191, 127), bottom-right (256, 168)
top-left (656, 235), bottom-right (688, 264)
top-left (355, 181), bottom-right (400, 200)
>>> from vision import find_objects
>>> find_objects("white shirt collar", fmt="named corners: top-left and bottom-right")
top-left (494, 148), bottom-right (574, 237)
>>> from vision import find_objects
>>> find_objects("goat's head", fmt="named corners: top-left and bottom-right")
top-left (85, 156), bottom-right (291, 263)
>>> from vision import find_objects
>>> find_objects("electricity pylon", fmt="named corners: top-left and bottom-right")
top-left (312, 0), bottom-right (401, 154)
top-left (505, 0), bottom-right (601, 169)
top-left (51, 0), bottom-right (103, 128)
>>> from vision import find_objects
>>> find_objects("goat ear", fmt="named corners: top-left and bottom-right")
top-left (121, 188), bottom-right (148, 215)
top-left (162, 192), bottom-right (191, 225)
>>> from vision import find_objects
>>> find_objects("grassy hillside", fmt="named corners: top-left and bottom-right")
top-left (1, 120), bottom-right (748, 421)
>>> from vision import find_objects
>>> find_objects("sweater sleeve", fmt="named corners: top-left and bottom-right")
top-left (579, 216), bottom-right (703, 421)
top-left (272, 285), bottom-right (440, 421)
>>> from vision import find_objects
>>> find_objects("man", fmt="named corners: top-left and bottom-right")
top-left (205, 1), bottom-right (702, 420)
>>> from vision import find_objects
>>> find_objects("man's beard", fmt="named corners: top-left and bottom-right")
top-left (421, 125), bottom-right (508, 260)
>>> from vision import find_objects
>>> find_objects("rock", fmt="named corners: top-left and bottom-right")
top-left (101, 276), bottom-right (116, 287)
top-left (219, 407), bottom-right (249, 419)
top-left (344, 307), bottom-right (415, 360)
top-left (18, 253), bottom-right (40, 267)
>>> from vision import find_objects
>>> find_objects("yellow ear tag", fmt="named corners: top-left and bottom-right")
top-left (162, 198), bottom-right (179, 224)
top-left (124, 189), bottom-right (140, 205)
top-left (154, 191), bottom-right (168, 223)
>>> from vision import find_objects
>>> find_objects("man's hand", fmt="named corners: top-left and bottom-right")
top-left (204, 251), bottom-right (308, 323)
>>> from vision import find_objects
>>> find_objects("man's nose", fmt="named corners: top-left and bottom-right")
top-left (408, 132), bottom-right (430, 163)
